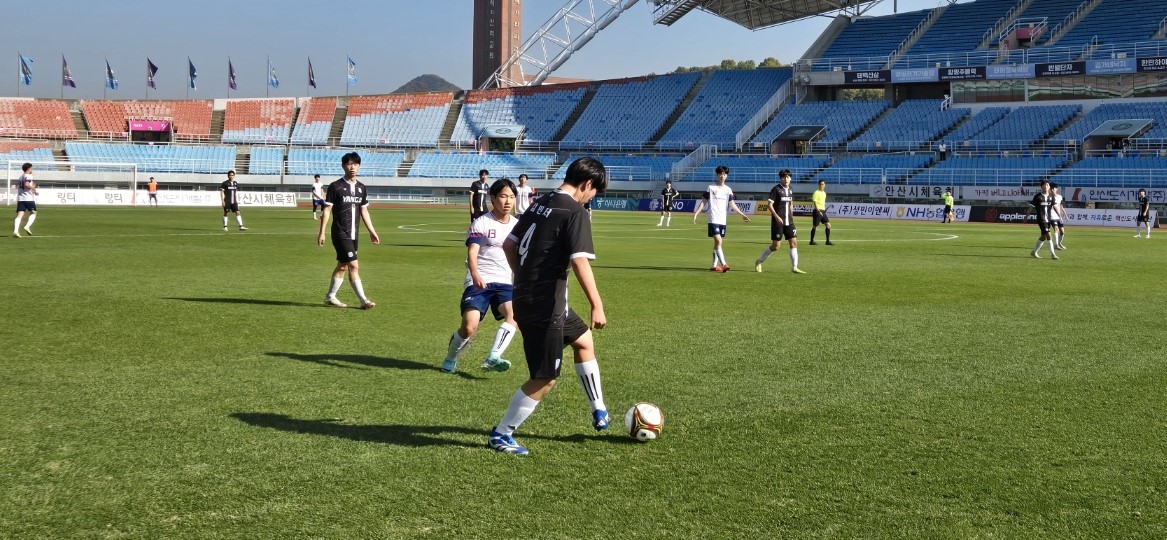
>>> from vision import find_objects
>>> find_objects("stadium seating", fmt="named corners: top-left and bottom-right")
top-left (943, 107), bottom-right (1010, 145)
top-left (815, 153), bottom-right (935, 184)
top-left (561, 73), bottom-right (700, 150)
top-left (1050, 102), bottom-right (1167, 143)
top-left (682, 155), bottom-right (831, 183)
top-left (1057, 0), bottom-right (1167, 50)
top-left (750, 101), bottom-right (891, 149)
top-left (408, 152), bottom-right (555, 179)
top-left (0, 99), bottom-right (78, 139)
top-left (898, 0), bottom-right (1017, 60)
top-left (342, 93), bottom-right (451, 147)
top-left (290, 97), bottom-right (337, 146)
top-left (995, 0), bottom-right (1083, 47)
top-left (815, 9), bottom-right (933, 69)
top-left (64, 142), bottom-right (235, 173)
top-left (553, 153), bottom-right (683, 181)
top-left (81, 100), bottom-right (211, 140)
top-left (248, 147), bottom-right (285, 175)
top-left (656, 68), bottom-right (793, 151)
top-left (286, 148), bottom-right (405, 177)
top-left (846, 99), bottom-right (968, 151)
top-left (0, 140), bottom-right (54, 165)
top-left (910, 155), bottom-right (1071, 185)
top-left (965, 104), bottom-right (1080, 150)
top-left (1053, 155), bottom-right (1167, 187)
top-left (451, 84), bottom-right (586, 146)
top-left (222, 99), bottom-right (295, 144)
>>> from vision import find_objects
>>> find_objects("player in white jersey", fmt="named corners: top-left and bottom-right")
top-left (692, 165), bottom-right (750, 272)
top-left (12, 162), bottom-right (37, 237)
top-left (1049, 182), bottom-right (1067, 250)
top-left (442, 179), bottom-right (520, 374)
top-left (514, 174), bottom-right (536, 215)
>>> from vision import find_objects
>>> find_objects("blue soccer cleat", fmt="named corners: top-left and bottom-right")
top-left (592, 409), bottom-right (610, 431)
top-left (488, 430), bottom-right (529, 455)
top-left (440, 359), bottom-right (457, 373)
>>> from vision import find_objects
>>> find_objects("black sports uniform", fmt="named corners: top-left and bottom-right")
top-left (508, 190), bottom-right (595, 380)
top-left (470, 179), bottom-right (490, 221)
top-left (1137, 192), bottom-right (1151, 224)
top-left (660, 187), bottom-right (679, 211)
top-left (767, 183), bottom-right (797, 241)
top-left (1031, 191), bottom-right (1053, 234)
top-left (220, 179), bottom-right (240, 213)
top-left (325, 177), bottom-right (369, 262)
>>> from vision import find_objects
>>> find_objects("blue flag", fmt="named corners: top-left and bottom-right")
top-left (146, 58), bottom-right (159, 89)
top-left (347, 56), bottom-right (357, 86)
top-left (19, 54), bottom-right (33, 86)
top-left (62, 56), bottom-right (76, 88)
top-left (105, 59), bottom-right (119, 90)
top-left (268, 58), bottom-right (279, 89)
top-left (188, 58), bottom-right (197, 90)
top-left (228, 59), bottom-right (237, 90)
top-left (307, 57), bottom-right (316, 89)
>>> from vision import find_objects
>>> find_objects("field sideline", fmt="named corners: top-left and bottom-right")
top-left (1, 206), bottom-right (1165, 539)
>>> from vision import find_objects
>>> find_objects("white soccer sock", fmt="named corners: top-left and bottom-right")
top-left (445, 330), bottom-right (470, 361)
top-left (1146, 223), bottom-right (1153, 236)
top-left (327, 276), bottom-right (343, 297)
top-left (488, 322), bottom-right (516, 359)
top-left (712, 251), bottom-right (719, 267)
top-left (716, 248), bottom-right (727, 267)
top-left (757, 246), bottom-right (773, 264)
top-left (666, 216), bottom-right (671, 226)
top-left (1056, 230), bottom-right (1064, 246)
top-left (790, 247), bottom-right (799, 269)
top-left (496, 389), bottom-right (540, 436)
top-left (349, 278), bottom-right (368, 303)
top-left (236, 215), bottom-right (244, 227)
top-left (657, 216), bottom-right (664, 225)
top-left (575, 360), bottom-right (607, 412)
top-left (24, 215), bottom-right (35, 229)
top-left (1034, 239), bottom-right (1044, 252)
top-left (1048, 240), bottom-right (1056, 256)
top-left (222, 216), bottom-right (228, 227)
top-left (13, 217), bottom-right (20, 234)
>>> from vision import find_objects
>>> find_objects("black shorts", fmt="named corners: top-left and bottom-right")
top-left (223, 203), bottom-right (240, 214)
top-left (812, 209), bottom-right (829, 226)
top-left (1050, 219), bottom-right (1064, 229)
top-left (943, 205), bottom-right (953, 214)
top-left (1036, 221), bottom-right (1050, 235)
top-left (312, 199), bottom-right (326, 210)
top-left (1137, 213), bottom-right (1150, 224)
top-left (771, 221), bottom-right (796, 241)
top-left (332, 237), bottom-right (359, 263)
top-left (520, 309), bottom-right (589, 380)
top-left (707, 223), bottom-right (727, 238)
top-left (148, 193), bottom-right (158, 200)
top-left (15, 201), bottom-right (36, 213)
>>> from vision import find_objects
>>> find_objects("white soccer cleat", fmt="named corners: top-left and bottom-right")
top-left (22, 227), bottom-right (32, 236)
top-left (360, 300), bottom-right (376, 310)
top-left (1031, 250), bottom-right (1040, 258)
top-left (791, 267), bottom-right (806, 274)
top-left (324, 296), bottom-right (348, 308)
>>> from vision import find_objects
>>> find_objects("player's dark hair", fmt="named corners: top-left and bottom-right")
top-left (22, 162), bottom-right (32, 172)
top-left (342, 152), bottom-right (361, 165)
top-left (518, 173), bottom-right (528, 181)
top-left (1040, 179), bottom-right (1049, 186)
top-left (779, 169), bottom-right (792, 178)
top-left (314, 174), bottom-right (321, 179)
top-left (490, 178), bottom-right (517, 197)
top-left (564, 157), bottom-right (608, 195)
top-left (664, 180), bottom-right (672, 184)
top-left (1050, 182), bottom-right (1058, 189)
top-left (715, 165), bottom-right (729, 175)
top-left (479, 169), bottom-right (489, 176)
top-left (227, 170), bottom-right (235, 176)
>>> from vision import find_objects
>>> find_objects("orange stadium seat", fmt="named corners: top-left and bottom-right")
top-left (0, 99), bottom-right (79, 139)
top-left (81, 100), bottom-right (212, 141)
top-left (222, 98), bottom-right (295, 143)
top-left (290, 97), bottom-right (337, 145)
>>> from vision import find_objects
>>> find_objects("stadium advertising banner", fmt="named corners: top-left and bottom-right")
top-left (640, 198), bottom-right (698, 213)
top-left (971, 205), bottom-right (1155, 227)
top-left (1086, 58), bottom-right (1137, 75)
top-left (891, 68), bottom-right (938, 83)
top-left (1137, 56), bottom-right (1167, 73)
top-left (826, 202), bottom-right (969, 222)
top-left (939, 66), bottom-right (986, 81)
top-left (843, 70), bottom-right (890, 84)
top-left (987, 64), bottom-right (1035, 80)
top-left (591, 197), bottom-right (640, 211)
top-left (753, 201), bottom-right (814, 216)
top-left (869, 185), bottom-right (955, 199)
top-left (33, 188), bottom-right (298, 207)
top-left (1036, 61), bottom-right (1086, 78)
top-left (1063, 187), bottom-right (1167, 203)
top-left (961, 185), bottom-right (1042, 201)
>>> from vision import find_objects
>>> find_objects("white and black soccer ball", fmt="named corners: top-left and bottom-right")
top-left (624, 402), bottom-right (664, 442)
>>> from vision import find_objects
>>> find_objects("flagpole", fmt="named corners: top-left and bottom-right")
top-left (186, 57), bottom-right (190, 100)
top-left (60, 54), bottom-right (64, 99)
top-left (145, 54), bottom-right (149, 100)
top-left (266, 55), bottom-right (270, 99)
top-left (227, 56), bottom-right (231, 99)
top-left (306, 55), bottom-right (310, 97)
top-left (15, 53), bottom-right (20, 98)
top-left (103, 57), bottom-right (107, 100)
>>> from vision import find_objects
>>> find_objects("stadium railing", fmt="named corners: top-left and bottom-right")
top-left (799, 38), bottom-right (1167, 72)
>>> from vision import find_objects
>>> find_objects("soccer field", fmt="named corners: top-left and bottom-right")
top-left (2, 206), bottom-right (1165, 538)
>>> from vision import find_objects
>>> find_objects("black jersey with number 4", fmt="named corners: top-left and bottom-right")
top-left (220, 180), bottom-right (239, 205)
top-left (1031, 192), bottom-right (1053, 223)
top-left (326, 178), bottom-right (369, 240)
top-left (508, 190), bottom-right (595, 322)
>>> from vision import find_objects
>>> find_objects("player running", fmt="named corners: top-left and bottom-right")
top-left (487, 157), bottom-right (610, 456)
top-left (442, 178), bottom-right (521, 374)
top-left (692, 166), bottom-right (750, 272)
top-left (755, 169), bottom-right (805, 274)
top-left (317, 152), bottom-right (381, 309)
top-left (657, 180), bottom-right (679, 227)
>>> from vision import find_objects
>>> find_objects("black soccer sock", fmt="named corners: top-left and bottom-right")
top-left (810, 229), bottom-right (816, 242)
top-left (826, 228), bottom-right (831, 241)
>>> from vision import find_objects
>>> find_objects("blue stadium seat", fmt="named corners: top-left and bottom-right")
top-left (656, 68), bottom-right (793, 151)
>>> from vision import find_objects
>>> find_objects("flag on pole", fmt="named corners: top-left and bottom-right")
top-left (62, 56), bottom-right (76, 88)
top-left (307, 57), bottom-right (316, 89)
top-left (146, 58), bottom-right (159, 89)
top-left (228, 59), bottom-right (237, 90)
top-left (19, 54), bottom-right (33, 85)
top-left (268, 58), bottom-right (279, 89)
top-left (347, 56), bottom-right (357, 86)
top-left (188, 58), bottom-right (197, 90)
top-left (105, 59), bottom-right (119, 90)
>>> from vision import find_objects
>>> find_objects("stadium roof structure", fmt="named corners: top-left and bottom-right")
top-left (652, 0), bottom-right (899, 29)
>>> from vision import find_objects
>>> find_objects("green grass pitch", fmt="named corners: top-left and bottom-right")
top-left (1, 206), bottom-right (1165, 538)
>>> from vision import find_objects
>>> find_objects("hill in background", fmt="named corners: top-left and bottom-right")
top-left (393, 74), bottom-right (461, 94)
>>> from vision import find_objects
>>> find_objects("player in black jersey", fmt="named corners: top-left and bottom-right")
top-left (1029, 179), bottom-right (1058, 259)
top-left (488, 157), bottom-right (610, 456)
top-left (657, 180), bottom-right (679, 227)
top-left (469, 169), bottom-right (490, 222)
top-left (219, 171), bottom-right (247, 231)
top-left (1135, 188), bottom-right (1152, 238)
top-left (755, 170), bottom-right (805, 274)
top-left (317, 152), bottom-right (381, 309)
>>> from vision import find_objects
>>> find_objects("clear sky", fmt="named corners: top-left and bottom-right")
top-left (6, 0), bottom-right (958, 99)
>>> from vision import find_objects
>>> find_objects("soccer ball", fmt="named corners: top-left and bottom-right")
top-left (624, 402), bottom-right (664, 442)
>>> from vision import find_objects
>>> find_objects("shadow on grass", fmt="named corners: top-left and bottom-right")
top-left (230, 412), bottom-right (632, 448)
top-left (266, 351), bottom-right (485, 379)
top-left (166, 297), bottom-right (324, 308)
top-left (934, 253), bottom-right (1035, 259)
top-left (593, 264), bottom-right (709, 272)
